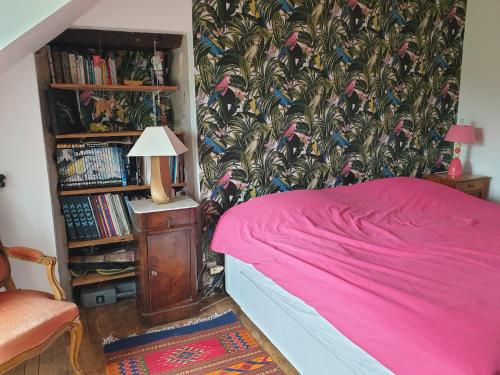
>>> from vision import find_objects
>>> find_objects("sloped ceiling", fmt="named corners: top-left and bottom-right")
top-left (0, 0), bottom-right (102, 78)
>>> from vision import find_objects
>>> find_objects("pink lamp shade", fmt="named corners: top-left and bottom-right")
top-left (445, 124), bottom-right (476, 178)
top-left (444, 124), bottom-right (476, 144)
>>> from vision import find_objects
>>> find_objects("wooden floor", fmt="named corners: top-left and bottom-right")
top-left (6, 296), bottom-right (298, 375)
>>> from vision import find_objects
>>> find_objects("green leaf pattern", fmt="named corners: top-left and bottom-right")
top-left (194, 0), bottom-right (466, 261)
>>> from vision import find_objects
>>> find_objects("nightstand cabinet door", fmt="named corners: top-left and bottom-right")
top-left (132, 204), bottom-right (200, 326)
top-left (147, 226), bottom-right (195, 311)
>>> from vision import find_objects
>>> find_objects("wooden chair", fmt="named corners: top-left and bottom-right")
top-left (0, 241), bottom-right (83, 374)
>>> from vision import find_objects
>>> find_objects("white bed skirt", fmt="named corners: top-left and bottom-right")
top-left (225, 255), bottom-right (392, 375)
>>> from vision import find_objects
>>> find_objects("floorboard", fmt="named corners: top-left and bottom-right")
top-left (5, 296), bottom-right (298, 374)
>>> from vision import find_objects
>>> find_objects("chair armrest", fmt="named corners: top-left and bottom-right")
top-left (7, 246), bottom-right (44, 262)
top-left (5, 246), bottom-right (66, 301)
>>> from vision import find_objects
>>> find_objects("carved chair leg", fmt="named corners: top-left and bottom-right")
top-left (68, 318), bottom-right (84, 375)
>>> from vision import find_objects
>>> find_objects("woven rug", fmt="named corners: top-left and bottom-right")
top-left (104, 311), bottom-right (283, 374)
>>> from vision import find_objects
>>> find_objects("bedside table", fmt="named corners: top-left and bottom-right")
top-left (422, 174), bottom-right (491, 199)
top-left (128, 196), bottom-right (200, 326)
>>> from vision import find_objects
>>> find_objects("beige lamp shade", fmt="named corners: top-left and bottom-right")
top-left (127, 126), bottom-right (188, 204)
top-left (127, 126), bottom-right (188, 157)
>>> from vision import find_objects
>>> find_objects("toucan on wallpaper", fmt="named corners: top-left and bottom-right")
top-left (193, 0), bottom-right (467, 264)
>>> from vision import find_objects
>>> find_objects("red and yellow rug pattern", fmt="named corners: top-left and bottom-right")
top-left (104, 312), bottom-right (282, 374)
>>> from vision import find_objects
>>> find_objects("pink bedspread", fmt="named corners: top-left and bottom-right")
top-left (211, 177), bottom-right (500, 374)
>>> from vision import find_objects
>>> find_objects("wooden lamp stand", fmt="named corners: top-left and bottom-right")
top-left (150, 156), bottom-right (172, 204)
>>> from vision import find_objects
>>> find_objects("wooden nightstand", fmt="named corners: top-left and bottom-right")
top-left (422, 174), bottom-right (491, 199)
top-left (128, 196), bottom-right (200, 326)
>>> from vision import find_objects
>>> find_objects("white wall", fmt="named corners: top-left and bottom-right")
top-left (0, 0), bottom-right (70, 48)
top-left (458, 0), bottom-right (500, 201)
top-left (0, 55), bottom-right (56, 292)
top-left (73, 0), bottom-right (192, 33)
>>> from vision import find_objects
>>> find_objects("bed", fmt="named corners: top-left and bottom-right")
top-left (211, 177), bottom-right (500, 375)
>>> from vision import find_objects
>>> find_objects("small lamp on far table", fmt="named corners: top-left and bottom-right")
top-left (444, 123), bottom-right (476, 178)
top-left (128, 126), bottom-right (188, 204)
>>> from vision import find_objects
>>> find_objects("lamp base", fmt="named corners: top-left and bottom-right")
top-left (447, 157), bottom-right (463, 178)
top-left (150, 156), bottom-right (172, 204)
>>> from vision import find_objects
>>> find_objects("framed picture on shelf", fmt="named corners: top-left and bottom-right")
top-left (46, 88), bottom-right (85, 135)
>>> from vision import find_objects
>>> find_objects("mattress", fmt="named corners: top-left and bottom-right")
top-left (213, 177), bottom-right (500, 374)
top-left (225, 255), bottom-right (392, 375)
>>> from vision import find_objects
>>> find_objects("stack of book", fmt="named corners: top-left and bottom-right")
top-left (55, 143), bottom-right (149, 189)
top-left (60, 194), bottom-right (132, 241)
top-left (46, 46), bottom-right (169, 86)
top-left (170, 156), bottom-right (184, 184)
top-left (49, 49), bottom-right (118, 85)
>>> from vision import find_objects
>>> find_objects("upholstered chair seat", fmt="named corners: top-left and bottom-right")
top-left (0, 244), bottom-right (83, 374)
top-left (0, 290), bottom-right (79, 364)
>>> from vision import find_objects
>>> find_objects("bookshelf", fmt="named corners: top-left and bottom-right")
top-left (67, 235), bottom-right (136, 249)
top-left (50, 83), bottom-right (179, 92)
top-left (55, 130), bottom-right (183, 140)
top-left (38, 28), bottom-right (190, 296)
top-left (72, 271), bottom-right (136, 287)
top-left (58, 183), bottom-right (185, 196)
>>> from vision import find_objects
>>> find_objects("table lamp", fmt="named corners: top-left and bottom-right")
top-left (444, 124), bottom-right (476, 178)
top-left (128, 126), bottom-right (188, 204)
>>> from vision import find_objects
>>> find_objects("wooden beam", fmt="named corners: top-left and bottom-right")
top-left (51, 29), bottom-right (183, 50)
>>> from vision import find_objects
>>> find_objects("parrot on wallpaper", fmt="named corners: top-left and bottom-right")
top-left (272, 87), bottom-right (293, 107)
top-left (271, 176), bottom-right (291, 192)
top-left (332, 131), bottom-right (349, 147)
top-left (278, 32), bottom-right (299, 60)
top-left (203, 135), bottom-right (227, 155)
top-left (277, 122), bottom-right (297, 149)
top-left (335, 46), bottom-right (352, 64)
top-left (211, 170), bottom-right (232, 199)
top-left (430, 128), bottom-right (444, 142)
top-left (394, 120), bottom-right (404, 136)
top-left (391, 8), bottom-right (407, 26)
top-left (387, 89), bottom-right (401, 106)
top-left (200, 35), bottom-right (224, 57)
top-left (383, 165), bottom-right (396, 177)
top-left (278, 0), bottom-right (294, 13)
top-left (207, 76), bottom-right (230, 106)
top-left (434, 55), bottom-right (450, 70)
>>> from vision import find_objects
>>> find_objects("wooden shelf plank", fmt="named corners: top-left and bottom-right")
top-left (68, 235), bottom-right (135, 249)
top-left (59, 185), bottom-right (150, 196)
top-left (72, 271), bottom-right (136, 287)
top-left (55, 130), bottom-right (183, 140)
top-left (58, 183), bottom-right (185, 196)
top-left (50, 83), bottom-right (179, 92)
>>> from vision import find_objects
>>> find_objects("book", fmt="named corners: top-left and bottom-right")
top-left (78, 55), bottom-right (85, 84)
top-left (51, 47), bottom-right (64, 84)
top-left (60, 197), bottom-right (78, 241)
top-left (45, 46), bottom-right (56, 84)
top-left (81, 196), bottom-right (100, 239)
top-left (61, 51), bottom-right (72, 84)
top-left (46, 89), bottom-right (85, 135)
top-left (68, 53), bottom-right (78, 84)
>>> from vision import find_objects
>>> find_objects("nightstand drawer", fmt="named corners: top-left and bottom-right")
top-left (455, 179), bottom-right (488, 193)
top-left (135, 207), bottom-right (196, 231)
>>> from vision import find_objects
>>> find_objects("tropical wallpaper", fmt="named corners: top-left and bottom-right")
top-left (193, 0), bottom-right (467, 264)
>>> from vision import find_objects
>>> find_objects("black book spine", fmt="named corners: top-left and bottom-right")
top-left (83, 196), bottom-right (101, 239)
top-left (59, 197), bottom-right (78, 241)
top-left (67, 197), bottom-right (85, 240)
top-left (75, 196), bottom-right (92, 239)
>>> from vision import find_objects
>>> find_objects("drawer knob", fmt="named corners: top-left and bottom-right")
top-left (467, 183), bottom-right (474, 188)
top-left (150, 270), bottom-right (158, 277)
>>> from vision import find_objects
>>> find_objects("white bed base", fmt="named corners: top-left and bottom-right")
top-left (225, 255), bottom-right (392, 375)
